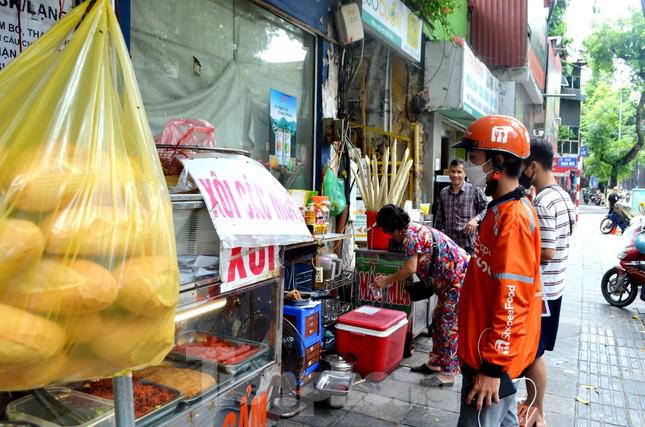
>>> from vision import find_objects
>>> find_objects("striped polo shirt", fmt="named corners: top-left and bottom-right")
top-left (534, 185), bottom-right (576, 300)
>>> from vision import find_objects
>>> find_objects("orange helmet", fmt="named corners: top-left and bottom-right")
top-left (453, 115), bottom-right (531, 159)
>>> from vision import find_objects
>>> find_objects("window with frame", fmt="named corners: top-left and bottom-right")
top-left (130, 0), bottom-right (315, 189)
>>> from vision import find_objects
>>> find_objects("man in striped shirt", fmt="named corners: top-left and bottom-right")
top-left (519, 138), bottom-right (576, 427)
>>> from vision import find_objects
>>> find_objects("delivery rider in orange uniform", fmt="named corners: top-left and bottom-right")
top-left (454, 116), bottom-right (542, 427)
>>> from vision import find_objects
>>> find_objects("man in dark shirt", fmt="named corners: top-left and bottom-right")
top-left (608, 187), bottom-right (620, 212)
top-left (433, 159), bottom-right (487, 254)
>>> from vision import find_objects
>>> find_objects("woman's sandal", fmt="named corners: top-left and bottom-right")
top-left (410, 364), bottom-right (441, 375)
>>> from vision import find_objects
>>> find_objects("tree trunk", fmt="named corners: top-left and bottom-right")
top-left (610, 172), bottom-right (618, 188)
top-left (619, 89), bottom-right (645, 166)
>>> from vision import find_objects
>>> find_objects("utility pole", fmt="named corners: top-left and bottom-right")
top-left (618, 90), bottom-right (623, 141)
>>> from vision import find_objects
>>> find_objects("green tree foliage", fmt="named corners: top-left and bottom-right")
top-left (406, 0), bottom-right (458, 38)
top-left (559, 124), bottom-right (575, 141)
top-left (582, 81), bottom-right (637, 185)
top-left (583, 8), bottom-right (645, 186)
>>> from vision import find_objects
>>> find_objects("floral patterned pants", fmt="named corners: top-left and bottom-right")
top-left (427, 278), bottom-right (462, 375)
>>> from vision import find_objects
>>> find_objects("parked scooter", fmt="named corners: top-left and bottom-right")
top-left (600, 202), bottom-right (635, 234)
top-left (590, 193), bottom-right (604, 206)
top-left (601, 220), bottom-right (645, 307)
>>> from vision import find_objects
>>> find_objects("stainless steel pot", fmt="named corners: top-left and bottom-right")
top-left (323, 355), bottom-right (353, 372)
top-left (319, 355), bottom-right (355, 409)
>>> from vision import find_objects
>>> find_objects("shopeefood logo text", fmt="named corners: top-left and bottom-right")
top-left (472, 236), bottom-right (492, 276)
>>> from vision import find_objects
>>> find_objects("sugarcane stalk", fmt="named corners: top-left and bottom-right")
top-left (391, 140), bottom-right (398, 185)
top-left (379, 147), bottom-right (390, 208)
top-left (393, 160), bottom-right (413, 207)
top-left (364, 155), bottom-right (374, 210)
top-left (388, 147), bottom-right (410, 204)
top-left (372, 155), bottom-right (380, 210)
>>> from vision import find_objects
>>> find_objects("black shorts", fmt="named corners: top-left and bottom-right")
top-left (537, 297), bottom-right (563, 358)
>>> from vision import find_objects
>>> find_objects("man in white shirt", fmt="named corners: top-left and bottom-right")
top-left (519, 138), bottom-right (576, 427)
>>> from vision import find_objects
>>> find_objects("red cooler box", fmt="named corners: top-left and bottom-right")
top-left (335, 306), bottom-right (408, 379)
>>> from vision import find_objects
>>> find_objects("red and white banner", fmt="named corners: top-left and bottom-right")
top-left (183, 156), bottom-right (312, 249)
top-left (220, 245), bottom-right (280, 292)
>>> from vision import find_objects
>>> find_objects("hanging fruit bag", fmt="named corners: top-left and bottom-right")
top-left (0, 0), bottom-right (179, 390)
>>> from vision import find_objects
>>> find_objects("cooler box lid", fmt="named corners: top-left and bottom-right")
top-left (337, 306), bottom-right (407, 332)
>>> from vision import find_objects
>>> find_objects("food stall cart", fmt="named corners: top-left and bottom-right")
top-left (143, 151), bottom-right (313, 426)
top-left (0, 150), bottom-right (313, 427)
top-left (354, 248), bottom-right (436, 354)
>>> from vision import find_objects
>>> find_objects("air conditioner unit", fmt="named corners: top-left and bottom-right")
top-left (335, 3), bottom-right (364, 45)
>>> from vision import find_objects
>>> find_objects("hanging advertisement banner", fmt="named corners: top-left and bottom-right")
top-left (0, 0), bottom-right (72, 70)
top-left (220, 245), bottom-right (280, 292)
top-left (361, 0), bottom-right (422, 62)
top-left (183, 156), bottom-right (312, 249)
top-left (269, 88), bottom-right (297, 171)
top-left (462, 42), bottom-right (499, 118)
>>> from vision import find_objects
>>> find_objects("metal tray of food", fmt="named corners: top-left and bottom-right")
top-left (70, 378), bottom-right (184, 426)
top-left (135, 381), bottom-right (183, 426)
top-left (170, 331), bottom-right (270, 375)
top-left (315, 371), bottom-right (356, 396)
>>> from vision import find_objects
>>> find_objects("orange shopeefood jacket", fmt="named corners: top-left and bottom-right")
top-left (458, 188), bottom-right (542, 379)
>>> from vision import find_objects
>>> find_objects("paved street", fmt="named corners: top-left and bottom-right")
top-left (280, 205), bottom-right (645, 427)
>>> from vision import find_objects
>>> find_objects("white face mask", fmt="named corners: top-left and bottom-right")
top-left (464, 159), bottom-right (492, 188)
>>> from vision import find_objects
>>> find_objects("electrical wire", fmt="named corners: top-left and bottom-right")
top-left (423, 27), bottom-right (448, 87)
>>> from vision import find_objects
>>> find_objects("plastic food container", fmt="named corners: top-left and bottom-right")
top-left (335, 306), bottom-right (408, 380)
top-left (7, 387), bottom-right (115, 427)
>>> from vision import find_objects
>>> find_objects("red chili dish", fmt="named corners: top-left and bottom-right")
top-left (174, 336), bottom-right (261, 365)
top-left (77, 379), bottom-right (179, 419)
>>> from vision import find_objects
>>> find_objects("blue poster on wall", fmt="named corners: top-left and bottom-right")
top-left (269, 89), bottom-right (298, 171)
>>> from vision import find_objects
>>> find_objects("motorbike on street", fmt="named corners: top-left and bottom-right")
top-left (601, 220), bottom-right (645, 307)
top-left (590, 193), bottom-right (604, 206)
top-left (600, 202), bottom-right (635, 234)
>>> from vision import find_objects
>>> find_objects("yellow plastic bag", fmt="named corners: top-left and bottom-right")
top-left (0, 0), bottom-right (179, 390)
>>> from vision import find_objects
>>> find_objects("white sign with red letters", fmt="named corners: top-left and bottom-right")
top-left (183, 156), bottom-right (312, 249)
top-left (220, 245), bottom-right (280, 292)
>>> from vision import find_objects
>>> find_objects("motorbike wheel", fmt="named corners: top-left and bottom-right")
top-left (601, 267), bottom-right (639, 307)
top-left (600, 218), bottom-right (614, 234)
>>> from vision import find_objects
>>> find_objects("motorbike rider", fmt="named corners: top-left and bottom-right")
top-left (454, 115), bottom-right (543, 427)
top-left (608, 187), bottom-right (621, 213)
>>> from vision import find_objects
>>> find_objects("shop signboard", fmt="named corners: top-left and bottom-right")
top-left (527, 0), bottom-right (548, 91)
top-left (462, 42), bottom-right (499, 118)
top-left (0, 0), bottom-right (71, 70)
top-left (220, 246), bottom-right (280, 292)
top-left (361, 0), bottom-right (422, 62)
top-left (355, 253), bottom-right (411, 314)
top-left (184, 155), bottom-right (312, 292)
top-left (183, 156), bottom-right (312, 249)
top-left (269, 88), bottom-right (297, 171)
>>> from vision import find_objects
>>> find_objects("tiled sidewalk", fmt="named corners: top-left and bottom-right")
top-left (281, 206), bottom-right (645, 426)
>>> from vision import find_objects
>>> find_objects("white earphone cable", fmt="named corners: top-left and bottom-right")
top-left (475, 328), bottom-right (538, 427)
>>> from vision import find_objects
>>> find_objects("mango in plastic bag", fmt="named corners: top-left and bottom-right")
top-left (0, 0), bottom-right (179, 390)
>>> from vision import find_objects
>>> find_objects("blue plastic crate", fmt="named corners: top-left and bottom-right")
top-left (284, 301), bottom-right (323, 349)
